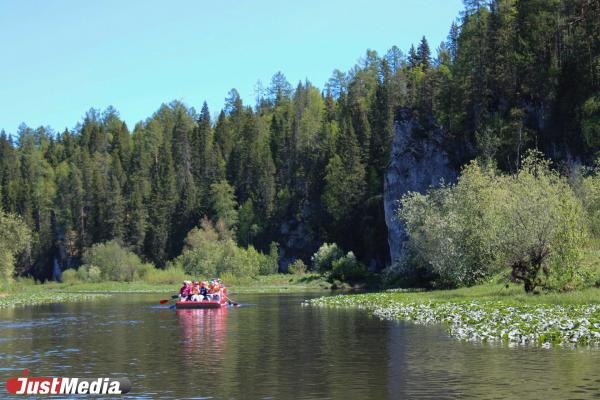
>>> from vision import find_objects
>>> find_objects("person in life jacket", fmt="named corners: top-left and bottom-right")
top-left (200, 281), bottom-right (209, 300)
top-left (212, 279), bottom-right (221, 301)
top-left (190, 281), bottom-right (201, 301)
top-left (179, 281), bottom-right (192, 301)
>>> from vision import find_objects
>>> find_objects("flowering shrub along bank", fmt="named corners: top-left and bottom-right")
top-left (306, 294), bottom-right (600, 347)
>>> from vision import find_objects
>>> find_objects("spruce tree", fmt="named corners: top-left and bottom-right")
top-left (145, 136), bottom-right (176, 266)
top-left (417, 36), bottom-right (432, 70)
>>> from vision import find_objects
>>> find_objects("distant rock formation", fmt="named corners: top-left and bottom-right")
top-left (384, 109), bottom-right (460, 265)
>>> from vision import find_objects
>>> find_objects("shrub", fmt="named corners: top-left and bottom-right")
top-left (61, 269), bottom-right (79, 283)
top-left (311, 243), bottom-right (344, 273)
top-left (498, 153), bottom-right (591, 292)
top-left (223, 243), bottom-right (263, 277)
top-left (398, 161), bottom-right (505, 288)
top-left (330, 252), bottom-right (366, 282)
top-left (174, 217), bottom-right (277, 279)
top-left (576, 163), bottom-right (600, 237)
top-left (76, 265), bottom-right (88, 281)
top-left (171, 239), bottom-right (270, 279)
top-left (288, 259), bottom-right (307, 275)
top-left (142, 266), bottom-right (190, 284)
top-left (173, 240), bottom-right (220, 278)
top-left (83, 240), bottom-right (148, 282)
top-left (260, 242), bottom-right (279, 275)
top-left (87, 265), bottom-right (102, 282)
top-left (219, 271), bottom-right (253, 286)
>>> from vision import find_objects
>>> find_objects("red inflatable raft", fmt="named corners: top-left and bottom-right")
top-left (175, 286), bottom-right (229, 309)
top-left (175, 298), bottom-right (228, 309)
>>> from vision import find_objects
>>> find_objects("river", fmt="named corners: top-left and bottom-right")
top-left (0, 293), bottom-right (599, 399)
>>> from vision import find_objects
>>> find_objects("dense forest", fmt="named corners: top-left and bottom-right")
top-left (1, 0), bottom-right (599, 281)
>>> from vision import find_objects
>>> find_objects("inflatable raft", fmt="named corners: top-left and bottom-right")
top-left (175, 287), bottom-right (229, 309)
top-left (175, 299), bottom-right (228, 309)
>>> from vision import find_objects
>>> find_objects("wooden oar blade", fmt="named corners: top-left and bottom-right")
top-left (159, 299), bottom-right (169, 304)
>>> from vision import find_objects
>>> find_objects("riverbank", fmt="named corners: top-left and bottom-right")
top-left (55, 274), bottom-right (333, 293)
top-left (306, 283), bottom-right (600, 347)
top-left (0, 286), bottom-right (109, 308)
top-left (0, 274), bottom-right (333, 308)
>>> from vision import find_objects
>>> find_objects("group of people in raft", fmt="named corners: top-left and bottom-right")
top-left (179, 279), bottom-right (225, 302)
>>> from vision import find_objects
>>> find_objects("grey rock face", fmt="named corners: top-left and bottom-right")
top-left (384, 110), bottom-right (458, 265)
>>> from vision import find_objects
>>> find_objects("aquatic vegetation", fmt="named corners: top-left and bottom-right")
top-left (0, 291), bottom-right (109, 308)
top-left (306, 293), bottom-right (600, 347)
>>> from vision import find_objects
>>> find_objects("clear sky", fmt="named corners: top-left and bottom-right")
top-left (0, 0), bottom-right (463, 135)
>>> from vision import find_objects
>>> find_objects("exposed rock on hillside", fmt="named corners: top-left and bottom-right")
top-left (384, 109), bottom-right (460, 265)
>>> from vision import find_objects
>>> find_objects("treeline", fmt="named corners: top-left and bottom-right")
top-left (0, 0), bottom-right (599, 280)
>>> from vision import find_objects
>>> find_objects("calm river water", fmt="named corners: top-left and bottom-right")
top-left (0, 293), bottom-right (599, 399)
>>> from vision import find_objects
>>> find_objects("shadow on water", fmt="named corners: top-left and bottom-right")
top-left (0, 293), bottom-right (599, 399)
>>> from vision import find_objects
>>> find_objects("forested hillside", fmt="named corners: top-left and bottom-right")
top-left (1, 0), bottom-right (599, 281)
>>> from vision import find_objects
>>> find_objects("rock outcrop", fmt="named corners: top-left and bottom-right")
top-left (384, 109), bottom-right (459, 265)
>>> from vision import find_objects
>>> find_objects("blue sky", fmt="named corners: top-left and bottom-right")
top-left (0, 0), bottom-right (463, 134)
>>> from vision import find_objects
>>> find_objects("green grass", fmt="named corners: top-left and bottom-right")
top-left (380, 282), bottom-right (600, 306)
top-left (222, 273), bottom-right (333, 293)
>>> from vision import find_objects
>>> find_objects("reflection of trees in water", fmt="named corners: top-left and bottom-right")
top-left (176, 309), bottom-right (227, 368)
top-left (225, 298), bottom-right (391, 399)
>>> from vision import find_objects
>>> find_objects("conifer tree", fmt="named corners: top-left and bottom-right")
top-left (417, 36), bottom-right (432, 70)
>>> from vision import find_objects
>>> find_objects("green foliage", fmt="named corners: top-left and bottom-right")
top-left (577, 164), bottom-right (600, 238)
top-left (238, 199), bottom-right (259, 247)
top-left (582, 95), bottom-right (600, 150)
top-left (61, 269), bottom-right (78, 283)
top-left (397, 152), bottom-right (592, 292)
top-left (61, 265), bottom-right (103, 283)
top-left (322, 129), bottom-right (366, 225)
top-left (498, 152), bottom-right (591, 292)
top-left (83, 240), bottom-right (151, 282)
top-left (0, 211), bottom-right (31, 283)
top-left (2, 0), bottom-right (600, 282)
top-left (141, 266), bottom-right (189, 285)
top-left (330, 252), bottom-right (367, 282)
top-left (76, 265), bottom-right (89, 281)
top-left (398, 161), bottom-right (505, 288)
top-left (209, 180), bottom-right (238, 231)
top-left (87, 265), bottom-right (102, 282)
top-left (170, 220), bottom-right (277, 278)
top-left (288, 259), bottom-right (307, 275)
top-left (261, 242), bottom-right (279, 275)
top-left (311, 243), bottom-right (344, 273)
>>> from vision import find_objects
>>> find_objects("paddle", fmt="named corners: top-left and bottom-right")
top-left (225, 296), bottom-right (239, 306)
top-left (159, 294), bottom-right (180, 304)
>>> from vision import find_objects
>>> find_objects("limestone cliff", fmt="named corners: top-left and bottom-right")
top-left (384, 109), bottom-right (460, 264)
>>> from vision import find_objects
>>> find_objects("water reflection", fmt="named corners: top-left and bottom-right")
top-left (176, 309), bottom-right (228, 368)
